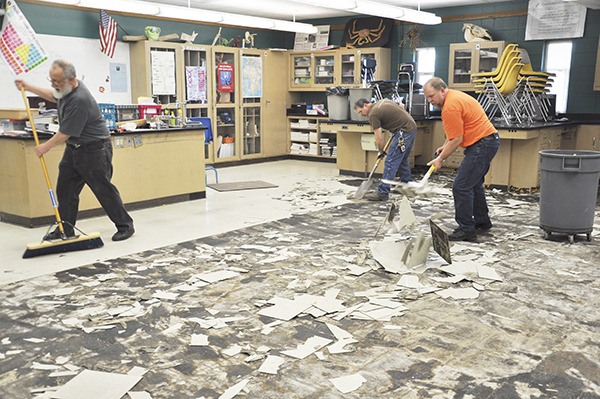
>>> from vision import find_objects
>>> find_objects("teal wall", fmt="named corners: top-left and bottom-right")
top-left (17, 1), bottom-right (600, 114)
top-left (17, 2), bottom-right (292, 49)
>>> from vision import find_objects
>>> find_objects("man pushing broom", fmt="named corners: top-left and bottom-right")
top-left (16, 59), bottom-right (134, 248)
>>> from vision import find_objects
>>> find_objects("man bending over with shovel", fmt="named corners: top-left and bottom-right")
top-left (423, 77), bottom-right (499, 241)
top-left (354, 98), bottom-right (417, 201)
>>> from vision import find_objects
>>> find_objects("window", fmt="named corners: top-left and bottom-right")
top-left (415, 47), bottom-right (436, 86)
top-left (544, 41), bottom-right (572, 114)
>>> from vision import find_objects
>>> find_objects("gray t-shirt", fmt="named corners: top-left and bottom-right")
top-left (368, 99), bottom-right (417, 133)
top-left (57, 80), bottom-right (109, 145)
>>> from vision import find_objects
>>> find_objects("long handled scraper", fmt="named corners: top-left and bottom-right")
top-left (353, 134), bottom-right (394, 200)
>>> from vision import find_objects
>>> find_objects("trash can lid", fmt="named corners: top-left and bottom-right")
top-left (540, 150), bottom-right (600, 159)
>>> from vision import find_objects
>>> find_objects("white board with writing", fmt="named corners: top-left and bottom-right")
top-left (0, 33), bottom-right (131, 109)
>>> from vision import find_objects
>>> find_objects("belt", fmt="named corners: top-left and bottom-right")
top-left (67, 137), bottom-right (109, 150)
top-left (482, 133), bottom-right (499, 141)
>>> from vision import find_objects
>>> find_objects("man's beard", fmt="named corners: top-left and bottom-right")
top-left (53, 82), bottom-right (73, 99)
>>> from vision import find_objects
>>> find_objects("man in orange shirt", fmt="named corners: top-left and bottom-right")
top-left (423, 77), bottom-right (499, 241)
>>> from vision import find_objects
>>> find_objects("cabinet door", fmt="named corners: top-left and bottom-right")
top-left (240, 50), bottom-right (264, 158)
top-left (313, 53), bottom-right (336, 88)
top-left (213, 47), bottom-right (239, 161)
top-left (290, 53), bottom-right (313, 89)
top-left (475, 42), bottom-right (504, 75)
top-left (338, 49), bottom-right (359, 86)
top-left (449, 43), bottom-right (474, 89)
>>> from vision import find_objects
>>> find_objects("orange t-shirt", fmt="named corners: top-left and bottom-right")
top-left (442, 89), bottom-right (496, 147)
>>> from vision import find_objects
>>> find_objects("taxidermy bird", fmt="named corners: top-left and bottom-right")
top-left (462, 23), bottom-right (493, 42)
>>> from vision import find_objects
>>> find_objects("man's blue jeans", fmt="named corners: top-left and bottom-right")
top-left (453, 133), bottom-right (500, 231)
top-left (378, 129), bottom-right (417, 196)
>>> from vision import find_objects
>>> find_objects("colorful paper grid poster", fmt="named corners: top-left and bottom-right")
top-left (185, 66), bottom-right (207, 102)
top-left (0, 0), bottom-right (48, 76)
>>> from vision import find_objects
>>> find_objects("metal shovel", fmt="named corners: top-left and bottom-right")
top-left (353, 134), bottom-right (394, 200)
top-left (381, 164), bottom-right (436, 197)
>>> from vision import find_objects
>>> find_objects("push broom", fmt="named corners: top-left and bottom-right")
top-left (21, 88), bottom-right (104, 258)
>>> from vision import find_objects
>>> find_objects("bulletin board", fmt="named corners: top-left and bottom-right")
top-left (0, 33), bottom-right (132, 109)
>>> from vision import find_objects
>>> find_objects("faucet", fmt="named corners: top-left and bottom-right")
top-left (175, 100), bottom-right (188, 127)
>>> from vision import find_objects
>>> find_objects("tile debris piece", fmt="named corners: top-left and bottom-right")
top-left (369, 241), bottom-right (410, 274)
top-left (477, 265), bottom-right (503, 281)
top-left (281, 336), bottom-right (333, 359)
top-left (51, 369), bottom-right (142, 399)
top-left (435, 287), bottom-right (480, 300)
top-left (194, 270), bottom-right (240, 283)
top-left (257, 355), bottom-right (285, 374)
top-left (329, 373), bottom-right (367, 394)
top-left (222, 344), bottom-right (242, 357)
top-left (218, 378), bottom-right (250, 399)
top-left (127, 392), bottom-right (152, 399)
top-left (190, 333), bottom-right (209, 346)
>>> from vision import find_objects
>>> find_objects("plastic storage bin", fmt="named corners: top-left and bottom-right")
top-left (138, 104), bottom-right (162, 120)
top-left (98, 103), bottom-right (116, 129)
top-left (539, 150), bottom-right (600, 243)
top-left (116, 105), bottom-right (139, 122)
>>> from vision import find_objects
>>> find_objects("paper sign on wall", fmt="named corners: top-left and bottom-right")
top-left (525, 0), bottom-right (587, 41)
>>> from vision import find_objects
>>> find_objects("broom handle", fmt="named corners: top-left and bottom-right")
top-left (21, 88), bottom-right (65, 235)
top-left (368, 133), bottom-right (394, 179)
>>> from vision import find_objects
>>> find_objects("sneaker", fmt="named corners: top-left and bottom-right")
top-left (475, 221), bottom-right (493, 231)
top-left (448, 228), bottom-right (477, 242)
top-left (365, 192), bottom-right (389, 201)
top-left (42, 228), bottom-right (75, 241)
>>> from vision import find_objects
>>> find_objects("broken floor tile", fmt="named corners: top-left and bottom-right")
top-left (435, 287), bottom-right (480, 300)
top-left (190, 334), bottom-right (209, 346)
top-left (52, 369), bottom-right (142, 399)
top-left (218, 378), bottom-right (250, 399)
top-left (257, 355), bottom-right (285, 375)
top-left (329, 373), bottom-right (367, 394)
top-left (477, 265), bottom-right (502, 281)
top-left (281, 336), bottom-right (332, 359)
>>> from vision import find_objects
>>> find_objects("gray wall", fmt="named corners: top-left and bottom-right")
top-left (17, 1), bottom-right (600, 114)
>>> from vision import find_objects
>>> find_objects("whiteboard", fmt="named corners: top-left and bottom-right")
top-left (0, 33), bottom-right (132, 109)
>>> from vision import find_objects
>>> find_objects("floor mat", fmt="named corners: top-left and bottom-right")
top-left (207, 180), bottom-right (278, 191)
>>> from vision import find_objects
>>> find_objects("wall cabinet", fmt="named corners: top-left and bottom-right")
top-left (289, 48), bottom-right (391, 91)
top-left (130, 43), bottom-right (291, 165)
top-left (448, 41), bottom-right (505, 90)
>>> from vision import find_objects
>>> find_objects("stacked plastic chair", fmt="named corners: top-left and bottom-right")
top-left (472, 43), bottom-right (554, 124)
top-left (472, 44), bottom-right (524, 124)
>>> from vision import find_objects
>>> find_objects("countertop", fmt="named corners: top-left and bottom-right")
top-left (0, 126), bottom-right (207, 141)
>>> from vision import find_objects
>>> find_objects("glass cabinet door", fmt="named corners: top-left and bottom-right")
top-left (313, 54), bottom-right (335, 86)
top-left (214, 49), bottom-right (236, 104)
top-left (340, 51), bottom-right (357, 85)
top-left (477, 44), bottom-right (501, 74)
top-left (242, 106), bottom-right (261, 156)
top-left (452, 47), bottom-right (473, 85)
top-left (215, 106), bottom-right (236, 159)
top-left (291, 54), bottom-right (312, 87)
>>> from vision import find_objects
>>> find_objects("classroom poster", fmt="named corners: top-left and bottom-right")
top-left (217, 63), bottom-right (234, 93)
top-left (185, 66), bottom-right (207, 102)
top-left (525, 0), bottom-right (587, 41)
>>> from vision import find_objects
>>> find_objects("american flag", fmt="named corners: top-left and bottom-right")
top-left (99, 10), bottom-right (118, 58)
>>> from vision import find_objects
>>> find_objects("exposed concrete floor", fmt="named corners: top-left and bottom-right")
top-left (0, 161), bottom-right (599, 398)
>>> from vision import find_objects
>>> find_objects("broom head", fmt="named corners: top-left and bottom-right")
top-left (23, 232), bottom-right (104, 259)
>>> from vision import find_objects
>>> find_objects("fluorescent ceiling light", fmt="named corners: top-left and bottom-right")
top-left (78, 0), bottom-right (161, 15)
top-left (34, 0), bottom-right (318, 33)
top-left (287, 0), bottom-right (442, 25)
top-left (158, 5), bottom-right (223, 23)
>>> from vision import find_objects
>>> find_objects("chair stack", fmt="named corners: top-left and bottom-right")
top-left (472, 44), bottom-right (554, 124)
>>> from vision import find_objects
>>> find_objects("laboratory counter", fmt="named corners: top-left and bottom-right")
top-left (0, 127), bottom-right (206, 227)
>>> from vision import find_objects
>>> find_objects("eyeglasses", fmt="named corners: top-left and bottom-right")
top-left (47, 76), bottom-right (66, 85)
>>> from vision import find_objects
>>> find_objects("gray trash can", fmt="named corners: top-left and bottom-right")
top-left (539, 150), bottom-right (600, 243)
top-left (326, 87), bottom-right (349, 121)
top-left (349, 88), bottom-right (373, 122)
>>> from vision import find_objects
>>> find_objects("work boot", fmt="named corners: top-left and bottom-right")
top-left (112, 227), bottom-right (135, 242)
top-left (448, 228), bottom-right (477, 242)
top-left (365, 192), bottom-right (389, 201)
top-left (475, 221), bottom-right (493, 231)
top-left (42, 228), bottom-right (75, 241)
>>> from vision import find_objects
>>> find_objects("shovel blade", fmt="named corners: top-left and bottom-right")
top-left (353, 180), bottom-right (373, 199)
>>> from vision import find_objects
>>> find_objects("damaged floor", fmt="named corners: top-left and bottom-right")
top-left (0, 160), bottom-right (599, 399)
